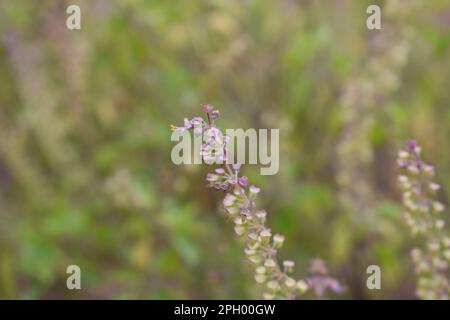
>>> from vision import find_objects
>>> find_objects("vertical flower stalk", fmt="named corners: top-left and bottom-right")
top-left (336, 1), bottom-right (419, 219)
top-left (221, 173), bottom-right (308, 299)
top-left (397, 140), bottom-right (450, 299)
top-left (172, 104), bottom-right (343, 299)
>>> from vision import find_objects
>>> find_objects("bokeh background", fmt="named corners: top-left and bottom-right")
top-left (0, 0), bottom-right (449, 299)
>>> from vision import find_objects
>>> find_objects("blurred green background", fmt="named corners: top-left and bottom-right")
top-left (0, 0), bottom-right (449, 299)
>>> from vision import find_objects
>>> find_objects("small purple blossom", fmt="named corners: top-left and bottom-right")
top-left (406, 139), bottom-right (418, 150)
top-left (306, 258), bottom-right (345, 299)
top-left (232, 163), bottom-right (242, 171)
top-left (171, 117), bottom-right (204, 133)
top-left (207, 166), bottom-right (238, 190)
top-left (191, 117), bottom-right (203, 126)
top-left (238, 176), bottom-right (248, 188)
top-left (249, 185), bottom-right (260, 194)
top-left (201, 126), bottom-right (228, 163)
top-left (215, 168), bottom-right (225, 174)
top-left (211, 109), bottom-right (220, 119)
top-left (202, 103), bottom-right (214, 113)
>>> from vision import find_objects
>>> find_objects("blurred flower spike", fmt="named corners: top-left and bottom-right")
top-left (398, 140), bottom-right (450, 299)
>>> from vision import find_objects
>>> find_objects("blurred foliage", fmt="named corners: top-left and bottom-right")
top-left (0, 0), bottom-right (449, 299)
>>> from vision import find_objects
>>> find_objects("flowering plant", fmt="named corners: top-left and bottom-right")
top-left (172, 104), bottom-right (343, 299)
top-left (397, 140), bottom-right (450, 299)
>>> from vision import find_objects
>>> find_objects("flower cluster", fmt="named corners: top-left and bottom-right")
top-left (222, 180), bottom-right (309, 299)
top-left (172, 104), bottom-right (344, 299)
top-left (206, 164), bottom-right (248, 191)
top-left (306, 258), bottom-right (345, 299)
top-left (397, 140), bottom-right (450, 299)
top-left (171, 104), bottom-right (227, 164)
top-left (200, 126), bottom-right (229, 164)
top-left (170, 116), bottom-right (203, 134)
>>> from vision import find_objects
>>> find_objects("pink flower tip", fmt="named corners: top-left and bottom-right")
top-left (232, 163), bottom-right (241, 170)
top-left (202, 104), bottom-right (214, 113)
top-left (238, 176), bottom-right (248, 188)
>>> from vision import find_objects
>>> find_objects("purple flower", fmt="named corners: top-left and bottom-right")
top-left (211, 110), bottom-right (220, 119)
top-left (406, 140), bottom-right (418, 150)
top-left (306, 276), bottom-right (344, 299)
top-left (397, 140), bottom-right (449, 299)
top-left (171, 117), bottom-right (200, 132)
top-left (238, 176), bottom-right (248, 188)
top-left (306, 258), bottom-right (344, 299)
top-left (215, 168), bottom-right (225, 174)
top-left (206, 167), bottom-right (236, 191)
top-left (202, 103), bottom-right (214, 113)
top-left (249, 185), bottom-right (260, 194)
top-left (191, 117), bottom-right (203, 126)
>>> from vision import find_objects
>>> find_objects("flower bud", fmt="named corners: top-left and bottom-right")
top-left (398, 175), bottom-right (411, 189)
top-left (429, 182), bottom-right (440, 192)
top-left (223, 194), bottom-right (236, 207)
top-left (255, 274), bottom-right (266, 284)
top-left (256, 266), bottom-right (266, 274)
top-left (398, 150), bottom-right (409, 160)
top-left (202, 103), bottom-right (214, 113)
top-left (407, 165), bottom-right (419, 175)
top-left (249, 241), bottom-right (260, 250)
top-left (264, 258), bottom-right (276, 271)
top-left (244, 247), bottom-right (256, 256)
top-left (266, 281), bottom-right (280, 292)
top-left (259, 229), bottom-right (272, 244)
top-left (417, 261), bottom-right (430, 273)
top-left (432, 201), bottom-right (445, 213)
top-left (215, 168), bottom-right (225, 174)
top-left (232, 163), bottom-right (241, 171)
top-left (444, 249), bottom-right (450, 261)
top-left (211, 109), bottom-right (220, 119)
top-left (206, 173), bottom-right (219, 182)
top-left (283, 260), bottom-right (295, 273)
top-left (428, 242), bottom-right (440, 252)
top-left (273, 234), bottom-right (285, 248)
top-left (411, 248), bottom-right (422, 262)
top-left (248, 232), bottom-right (258, 241)
top-left (443, 237), bottom-right (450, 248)
top-left (296, 280), bottom-right (308, 293)
top-left (249, 255), bottom-right (262, 264)
top-left (423, 164), bottom-right (435, 176)
top-left (263, 292), bottom-right (275, 300)
top-left (284, 277), bottom-right (296, 288)
top-left (234, 226), bottom-right (246, 236)
top-left (249, 185), bottom-right (261, 194)
top-left (225, 206), bottom-right (240, 216)
top-left (436, 220), bottom-right (445, 229)
top-left (238, 176), bottom-right (248, 188)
